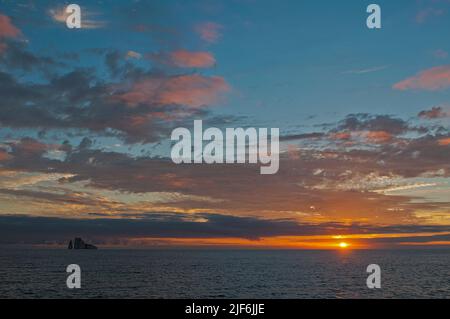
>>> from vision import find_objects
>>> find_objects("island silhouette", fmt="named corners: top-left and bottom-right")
top-left (68, 237), bottom-right (98, 250)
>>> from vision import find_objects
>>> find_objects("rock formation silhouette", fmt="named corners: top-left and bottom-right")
top-left (68, 237), bottom-right (97, 249)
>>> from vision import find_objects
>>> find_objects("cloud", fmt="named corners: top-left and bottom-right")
top-left (0, 12), bottom-right (229, 144)
top-left (0, 42), bottom-right (7, 55)
top-left (393, 65), bottom-right (450, 91)
top-left (0, 13), bottom-right (21, 57)
top-left (0, 171), bottom-right (74, 189)
top-left (0, 65), bottom-right (230, 143)
top-left (0, 13), bottom-right (21, 38)
top-left (0, 150), bottom-right (12, 161)
top-left (126, 50), bottom-right (142, 60)
top-left (114, 74), bottom-right (229, 108)
top-left (374, 182), bottom-right (438, 194)
top-left (2, 137), bottom-right (448, 225)
top-left (0, 188), bottom-right (104, 208)
top-left (1, 40), bottom-right (448, 226)
top-left (438, 137), bottom-right (450, 145)
top-left (418, 106), bottom-right (450, 119)
top-left (149, 50), bottom-right (216, 68)
top-left (9, 137), bottom-right (49, 157)
top-left (342, 65), bottom-right (388, 75)
top-left (390, 135), bottom-right (450, 175)
top-left (195, 22), bottom-right (223, 43)
top-left (0, 3), bottom-right (449, 248)
top-left (279, 132), bottom-right (325, 142)
top-left (329, 132), bottom-right (352, 140)
top-left (0, 213), bottom-right (308, 242)
top-left (0, 40), bottom-right (61, 74)
top-left (334, 114), bottom-right (411, 136)
top-left (365, 131), bottom-right (393, 144)
top-left (104, 50), bottom-right (128, 77)
top-left (0, 214), bottom-right (449, 244)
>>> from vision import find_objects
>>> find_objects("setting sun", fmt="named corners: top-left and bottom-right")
top-left (339, 242), bottom-right (349, 248)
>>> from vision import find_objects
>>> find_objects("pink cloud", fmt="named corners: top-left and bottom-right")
top-left (0, 13), bottom-right (21, 38)
top-left (330, 132), bottom-right (352, 140)
top-left (114, 74), bottom-right (229, 108)
top-left (195, 22), bottom-right (223, 43)
top-left (149, 50), bottom-right (216, 68)
top-left (393, 65), bottom-right (450, 91)
top-left (169, 50), bottom-right (215, 68)
top-left (365, 131), bottom-right (393, 144)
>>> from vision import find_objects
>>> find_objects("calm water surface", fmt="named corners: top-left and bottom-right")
top-left (0, 249), bottom-right (449, 298)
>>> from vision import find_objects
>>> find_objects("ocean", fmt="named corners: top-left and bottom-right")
top-left (0, 249), bottom-right (449, 299)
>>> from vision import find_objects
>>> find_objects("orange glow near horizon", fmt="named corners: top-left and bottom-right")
top-left (339, 242), bottom-right (349, 249)
top-left (103, 233), bottom-right (450, 249)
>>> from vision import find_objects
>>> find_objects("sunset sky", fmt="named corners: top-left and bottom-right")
top-left (0, 0), bottom-right (449, 249)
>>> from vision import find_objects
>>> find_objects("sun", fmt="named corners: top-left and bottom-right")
top-left (338, 242), bottom-right (349, 248)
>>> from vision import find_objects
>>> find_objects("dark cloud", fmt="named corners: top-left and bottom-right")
top-left (280, 132), bottom-right (326, 141)
top-left (0, 214), bottom-right (449, 244)
top-left (0, 189), bottom-right (103, 207)
top-left (78, 137), bottom-right (93, 150)
top-left (8, 137), bottom-right (49, 158)
top-left (1, 141), bottom-right (449, 225)
top-left (0, 66), bottom-right (230, 143)
top-left (0, 15), bottom-right (448, 234)
top-left (418, 106), bottom-right (450, 119)
top-left (0, 44), bottom-right (231, 143)
top-left (377, 134), bottom-right (450, 177)
top-left (364, 233), bottom-right (450, 244)
top-left (0, 40), bottom-right (62, 75)
top-left (105, 50), bottom-right (122, 76)
top-left (334, 113), bottom-right (412, 135)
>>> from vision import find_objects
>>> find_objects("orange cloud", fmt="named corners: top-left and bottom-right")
top-left (12, 138), bottom-right (49, 157)
top-left (330, 132), bottom-right (351, 140)
top-left (438, 137), bottom-right (450, 146)
top-left (195, 22), bottom-right (222, 43)
top-left (393, 65), bottom-right (450, 91)
top-left (0, 150), bottom-right (12, 161)
top-left (169, 50), bottom-right (215, 68)
top-left (365, 131), bottom-right (393, 143)
top-left (0, 14), bottom-right (21, 38)
top-left (148, 50), bottom-right (216, 68)
top-left (115, 74), bottom-right (229, 108)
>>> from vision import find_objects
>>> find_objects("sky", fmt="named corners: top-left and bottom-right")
top-left (0, 0), bottom-right (449, 249)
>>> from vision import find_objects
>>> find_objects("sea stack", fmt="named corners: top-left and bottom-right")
top-left (68, 237), bottom-right (97, 249)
